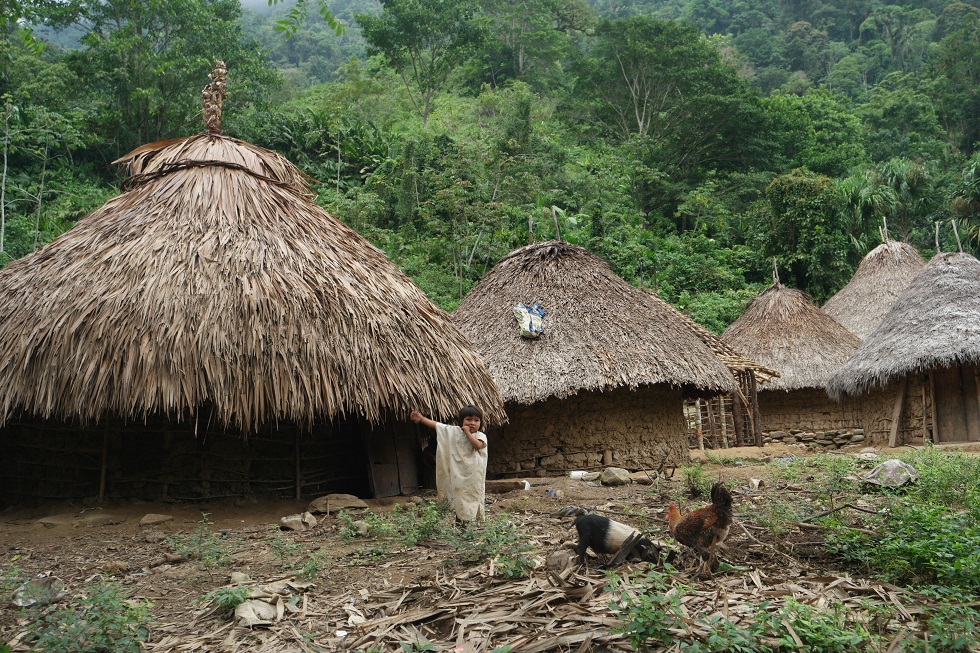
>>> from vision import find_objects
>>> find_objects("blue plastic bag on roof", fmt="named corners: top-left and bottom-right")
top-left (513, 303), bottom-right (546, 338)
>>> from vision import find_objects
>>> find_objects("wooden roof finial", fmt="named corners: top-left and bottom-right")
top-left (202, 60), bottom-right (227, 134)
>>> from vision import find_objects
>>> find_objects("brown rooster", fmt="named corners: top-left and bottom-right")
top-left (666, 481), bottom-right (733, 577)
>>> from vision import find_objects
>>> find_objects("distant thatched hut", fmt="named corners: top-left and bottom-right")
top-left (452, 241), bottom-right (738, 475)
top-left (829, 252), bottom-right (980, 446)
top-left (670, 309), bottom-right (779, 450)
top-left (0, 63), bottom-right (504, 503)
top-left (822, 240), bottom-right (925, 340)
top-left (721, 280), bottom-right (863, 447)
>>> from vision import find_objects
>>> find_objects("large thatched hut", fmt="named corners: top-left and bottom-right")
top-left (822, 240), bottom-right (926, 340)
top-left (829, 252), bottom-right (980, 446)
top-left (721, 280), bottom-right (863, 447)
top-left (0, 64), bottom-right (504, 503)
top-left (451, 240), bottom-right (738, 475)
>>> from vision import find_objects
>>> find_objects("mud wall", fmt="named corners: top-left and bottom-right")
top-left (857, 375), bottom-right (929, 448)
top-left (488, 385), bottom-right (688, 476)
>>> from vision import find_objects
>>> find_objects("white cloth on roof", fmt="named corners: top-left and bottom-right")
top-left (435, 422), bottom-right (488, 521)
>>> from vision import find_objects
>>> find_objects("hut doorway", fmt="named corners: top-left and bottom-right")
top-left (932, 365), bottom-right (980, 443)
top-left (362, 419), bottom-right (421, 497)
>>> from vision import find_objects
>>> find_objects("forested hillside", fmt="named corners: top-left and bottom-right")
top-left (3, 0), bottom-right (979, 331)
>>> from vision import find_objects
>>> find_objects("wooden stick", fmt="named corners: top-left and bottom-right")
top-left (98, 427), bottom-right (109, 502)
top-left (888, 377), bottom-right (907, 448)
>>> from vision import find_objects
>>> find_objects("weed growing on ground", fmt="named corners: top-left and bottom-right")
top-left (899, 445), bottom-right (980, 507)
top-left (268, 526), bottom-right (301, 567)
top-left (905, 586), bottom-right (979, 652)
top-left (451, 514), bottom-right (536, 578)
top-left (165, 513), bottom-right (234, 570)
top-left (199, 585), bottom-right (251, 617)
top-left (27, 580), bottom-right (151, 653)
top-left (683, 462), bottom-right (712, 497)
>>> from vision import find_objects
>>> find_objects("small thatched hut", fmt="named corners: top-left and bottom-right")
top-left (721, 280), bottom-right (863, 447)
top-left (0, 63), bottom-right (504, 503)
top-left (452, 240), bottom-right (738, 475)
top-left (829, 252), bottom-right (980, 446)
top-left (822, 240), bottom-right (926, 340)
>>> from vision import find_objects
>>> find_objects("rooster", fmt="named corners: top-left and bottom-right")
top-left (666, 481), bottom-right (733, 577)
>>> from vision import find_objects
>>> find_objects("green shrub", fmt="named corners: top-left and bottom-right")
top-left (29, 580), bottom-right (151, 653)
top-left (684, 463), bottom-right (712, 497)
top-left (450, 514), bottom-right (537, 578)
top-left (200, 585), bottom-right (251, 617)
top-left (165, 513), bottom-right (234, 570)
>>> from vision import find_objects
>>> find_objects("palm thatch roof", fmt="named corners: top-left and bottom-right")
top-left (0, 66), bottom-right (504, 432)
top-left (664, 299), bottom-right (779, 384)
top-left (828, 252), bottom-right (980, 400)
top-left (822, 240), bottom-right (925, 340)
top-left (451, 241), bottom-right (738, 405)
top-left (721, 282), bottom-right (860, 391)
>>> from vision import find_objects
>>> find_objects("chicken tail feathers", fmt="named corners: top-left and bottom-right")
top-left (710, 482), bottom-right (733, 525)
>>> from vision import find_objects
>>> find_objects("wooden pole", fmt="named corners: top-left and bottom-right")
top-left (696, 399), bottom-right (704, 451)
top-left (921, 376), bottom-right (930, 443)
top-left (888, 377), bottom-right (907, 448)
top-left (750, 375), bottom-right (763, 446)
top-left (929, 370), bottom-right (939, 443)
top-left (720, 397), bottom-right (729, 448)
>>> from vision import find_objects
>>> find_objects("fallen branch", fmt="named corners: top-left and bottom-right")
top-left (800, 503), bottom-right (882, 523)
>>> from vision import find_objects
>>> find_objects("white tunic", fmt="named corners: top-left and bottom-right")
top-left (435, 423), bottom-right (488, 521)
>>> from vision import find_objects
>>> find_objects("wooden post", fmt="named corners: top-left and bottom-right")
top-left (888, 377), bottom-right (907, 448)
top-left (732, 391), bottom-right (746, 447)
top-left (98, 427), bottom-right (109, 502)
top-left (696, 399), bottom-right (704, 451)
top-left (929, 370), bottom-right (939, 443)
top-left (921, 376), bottom-right (930, 443)
top-left (750, 375), bottom-right (763, 446)
top-left (707, 399), bottom-right (719, 449)
top-left (719, 397), bottom-right (729, 448)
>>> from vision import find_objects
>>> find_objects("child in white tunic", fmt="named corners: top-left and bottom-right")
top-left (410, 406), bottom-right (488, 522)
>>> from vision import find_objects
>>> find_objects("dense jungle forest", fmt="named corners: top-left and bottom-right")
top-left (3, 0), bottom-right (979, 331)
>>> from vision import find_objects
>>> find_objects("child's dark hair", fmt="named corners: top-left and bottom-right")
top-left (457, 405), bottom-right (483, 425)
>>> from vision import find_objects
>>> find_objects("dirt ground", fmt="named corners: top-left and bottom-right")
top-left (0, 442), bottom-right (961, 652)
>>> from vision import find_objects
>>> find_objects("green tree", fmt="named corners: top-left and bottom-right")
top-left (52, 0), bottom-right (279, 162)
top-left (752, 169), bottom-right (850, 301)
top-left (356, 0), bottom-right (490, 130)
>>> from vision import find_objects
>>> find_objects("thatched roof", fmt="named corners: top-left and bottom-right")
top-left (721, 282), bottom-right (860, 391)
top-left (822, 240), bottom-right (925, 340)
top-left (828, 252), bottom-right (980, 400)
top-left (664, 300), bottom-right (779, 384)
top-left (0, 130), bottom-right (505, 431)
top-left (450, 241), bottom-right (738, 404)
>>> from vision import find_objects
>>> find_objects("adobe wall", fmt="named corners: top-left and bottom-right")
top-left (858, 375), bottom-right (929, 448)
top-left (488, 385), bottom-right (688, 476)
top-left (759, 388), bottom-right (866, 449)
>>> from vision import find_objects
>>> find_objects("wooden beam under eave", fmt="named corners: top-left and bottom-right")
top-left (889, 376), bottom-right (907, 448)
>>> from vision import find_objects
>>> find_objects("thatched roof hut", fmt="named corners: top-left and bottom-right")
top-left (452, 240), bottom-right (737, 474)
top-left (721, 281), bottom-right (863, 440)
top-left (0, 63), bottom-right (503, 501)
top-left (828, 252), bottom-right (980, 399)
top-left (822, 240), bottom-right (925, 340)
top-left (828, 252), bottom-right (980, 445)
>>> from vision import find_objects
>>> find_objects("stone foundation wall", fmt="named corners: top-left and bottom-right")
top-left (488, 385), bottom-right (688, 476)
top-left (758, 387), bottom-right (864, 450)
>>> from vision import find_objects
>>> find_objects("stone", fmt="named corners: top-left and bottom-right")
top-left (140, 513), bottom-right (174, 527)
top-left (74, 514), bottom-right (124, 528)
top-left (143, 529), bottom-right (167, 544)
top-left (629, 471), bottom-right (654, 485)
top-left (230, 572), bottom-right (251, 584)
top-left (850, 434), bottom-right (865, 442)
top-left (308, 494), bottom-right (367, 514)
top-left (38, 514), bottom-right (77, 528)
top-left (599, 467), bottom-right (631, 486)
top-left (279, 512), bottom-right (317, 531)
